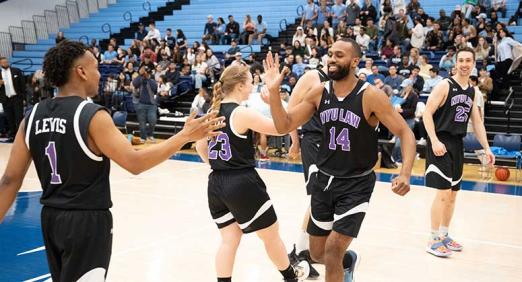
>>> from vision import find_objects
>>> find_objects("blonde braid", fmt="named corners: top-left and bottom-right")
top-left (211, 81), bottom-right (226, 115)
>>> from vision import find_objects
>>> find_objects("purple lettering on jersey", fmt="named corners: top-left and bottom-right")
top-left (454, 106), bottom-right (470, 122)
top-left (451, 95), bottom-right (473, 108)
top-left (208, 133), bottom-right (232, 161)
top-left (45, 142), bottom-right (62, 184)
top-left (320, 108), bottom-right (361, 128)
top-left (328, 127), bottom-right (351, 151)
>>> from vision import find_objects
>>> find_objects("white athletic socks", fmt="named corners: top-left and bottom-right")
top-left (439, 226), bottom-right (449, 237)
top-left (296, 231), bottom-right (309, 254)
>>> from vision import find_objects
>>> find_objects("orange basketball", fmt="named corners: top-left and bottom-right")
top-left (131, 136), bottom-right (143, 145)
top-left (495, 167), bottom-right (510, 181)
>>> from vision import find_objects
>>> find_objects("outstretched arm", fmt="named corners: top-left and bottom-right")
top-left (263, 52), bottom-right (319, 134)
top-left (90, 111), bottom-right (225, 175)
top-left (0, 120), bottom-right (32, 222)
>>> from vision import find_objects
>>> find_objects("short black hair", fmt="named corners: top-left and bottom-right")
top-left (43, 40), bottom-right (90, 87)
top-left (0, 56), bottom-right (6, 61)
top-left (413, 65), bottom-right (421, 71)
top-left (429, 67), bottom-right (439, 74)
top-left (470, 75), bottom-right (479, 83)
top-left (336, 37), bottom-right (362, 58)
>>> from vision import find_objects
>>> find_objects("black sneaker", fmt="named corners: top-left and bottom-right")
top-left (288, 244), bottom-right (299, 266)
top-left (297, 250), bottom-right (320, 280)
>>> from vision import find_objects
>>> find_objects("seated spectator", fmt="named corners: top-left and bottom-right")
top-left (129, 40), bottom-right (141, 57)
top-left (176, 29), bottom-right (188, 54)
top-left (156, 40), bottom-right (171, 58)
top-left (292, 40), bottom-right (305, 58)
top-left (154, 64), bottom-right (166, 82)
top-left (135, 23), bottom-right (147, 41)
top-left (191, 87), bottom-right (210, 116)
top-left (292, 55), bottom-right (307, 78)
top-left (478, 67), bottom-right (493, 100)
top-left (102, 44), bottom-right (118, 64)
top-left (346, 0), bottom-right (360, 26)
top-left (366, 19), bottom-right (378, 51)
top-left (406, 0), bottom-right (421, 18)
top-left (374, 77), bottom-right (394, 97)
top-left (255, 15), bottom-right (270, 45)
top-left (123, 62), bottom-right (137, 80)
top-left (381, 39), bottom-right (395, 59)
top-left (103, 74), bottom-right (118, 109)
top-left (384, 65), bottom-right (404, 91)
top-left (392, 85), bottom-right (418, 162)
top-left (225, 40), bottom-right (240, 63)
top-left (439, 47), bottom-right (456, 71)
top-left (91, 46), bottom-right (102, 63)
top-left (139, 54), bottom-right (156, 71)
top-left (192, 54), bottom-right (208, 90)
top-left (425, 22), bottom-right (444, 51)
top-left (293, 26), bottom-right (306, 46)
top-left (144, 22), bottom-right (161, 43)
top-left (408, 65), bottom-right (424, 93)
top-left (358, 58), bottom-right (373, 76)
top-left (423, 68), bottom-right (443, 93)
top-left (205, 49), bottom-right (221, 81)
top-left (113, 48), bottom-right (126, 65)
top-left (156, 75), bottom-right (173, 106)
top-left (223, 15), bottom-right (240, 45)
top-left (398, 55), bottom-right (412, 77)
top-left (387, 45), bottom-right (403, 66)
top-left (418, 55), bottom-right (433, 80)
top-left (319, 26), bottom-right (334, 47)
top-left (165, 62), bottom-right (180, 84)
top-left (356, 27), bottom-right (371, 51)
top-left (185, 47), bottom-right (195, 65)
top-left (241, 15), bottom-right (256, 45)
top-left (215, 17), bottom-right (226, 45)
top-left (231, 52), bottom-right (245, 67)
top-left (202, 15), bottom-right (217, 44)
top-left (140, 47), bottom-right (157, 62)
top-left (358, 72), bottom-right (368, 81)
top-left (308, 48), bottom-right (321, 69)
top-left (475, 36), bottom-right (491, 61)
top-left (409, 47), bottom-right (420, 66)
top-left (437, 9), bottom-right (451, 31)
top-left (367, 65), bottom-right (385, 85)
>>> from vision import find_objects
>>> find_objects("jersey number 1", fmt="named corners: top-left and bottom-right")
top-left (45, 142), bottom-right (62, 184)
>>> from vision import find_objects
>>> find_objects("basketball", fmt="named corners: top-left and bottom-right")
top-left (495, 167), bottom-right (510, 181)
top-left (131, 136), bottom-right (143, 145)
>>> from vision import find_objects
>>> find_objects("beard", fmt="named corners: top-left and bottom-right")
top-left (327, 63), bottom-right (351, 81)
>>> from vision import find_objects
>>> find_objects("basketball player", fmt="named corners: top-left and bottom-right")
top-left (263, 38), bottom-right (416, 282)
top-left (423, 47), bottom-right (494, 257)
top-left (195, 64), bottom-right (309, 282)
top-left (286, 65), bottom-right (330, 280)
top-left (0, 41), bottom-right (224, 281)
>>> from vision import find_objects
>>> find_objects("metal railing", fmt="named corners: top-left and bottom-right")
top-left (44, 10), bottom-right (60, 35)
top-left (11, 58), bottom-right (34, 72)
top-left (21, 21), bottom-right (37, 44)
top-left (0, 0), bottom-right (154, 59)
top-left (0, 32), bottom-right (12, 57)
top-left (8, 26), bottom-right (24, 43)
top-left (56, 5), bottom-right (71, 29)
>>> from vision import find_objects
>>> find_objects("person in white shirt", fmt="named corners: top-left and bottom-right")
top-left (495, 28), bottom-right (522, 79)
top-left (356, 27), bottom-right (371, 51)
top-left (423, 68), bottom-right (443, 93)
top-left (0, 57), bottom-right (25, 142)
top-left (144, 22), bottom-right (161, 42)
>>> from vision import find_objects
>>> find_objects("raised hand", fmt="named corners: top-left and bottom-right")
top-left (262, 51), bottom-right (286, 98)
top-left (179, 111), bottom-right (226, 142)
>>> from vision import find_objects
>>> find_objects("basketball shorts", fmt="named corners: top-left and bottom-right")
top-left (425, 133), bottom-right (464, 191)
top-left (41, 206), bottom-right (112, 282)
top-left (307, 170), bottom-right (376, 238)
top-left (208, 168), bottom-right (277, 234)
top-left (301, 132), bottom-right (322, 195)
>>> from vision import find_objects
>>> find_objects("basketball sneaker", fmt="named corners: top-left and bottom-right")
top-left (426, 239), bottom-right (453, 257)
top-left (288, 245), bottom-right (320, 280)
top-left (441, 236), bottom-right (463, 251)
top-left (344, 250), bottom-right (359, 282)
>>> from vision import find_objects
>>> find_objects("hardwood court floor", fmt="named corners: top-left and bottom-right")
top-left (1, 143), bottom-right (521, 282)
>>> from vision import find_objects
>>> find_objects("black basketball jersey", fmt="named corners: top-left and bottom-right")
top-left (209, 103), bottom-right (256, 170)
top-left (25, 96), bottom-right (112, 210)
top-left (301, 69), bottom-right (330, 135)
top-left (433, 77), bottom-right (475, 138)
top-left (316, 80), bottom-right (378, 178)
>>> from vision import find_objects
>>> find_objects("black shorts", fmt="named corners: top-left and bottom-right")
top-left (301, 132), bottom-right (322, 195)
top-left (41, 206), bottom-right (112, 282)
top-left (208, 168), bottom-right (277, 234)
top-left (425, 134), bottom-right (463, 191)
top-left (307, 170), bottom-right (376, 238)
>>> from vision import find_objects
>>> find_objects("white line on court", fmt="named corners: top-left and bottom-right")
top-left (22, 273), bottom-right (51, 282)
top-left (17, 246), bottom-right (45, 256)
